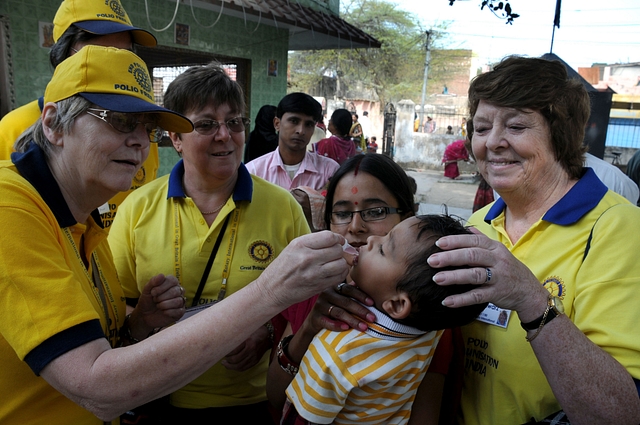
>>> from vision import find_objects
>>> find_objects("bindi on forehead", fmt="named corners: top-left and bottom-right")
top-left (351, 186), bottom-right (358, 194)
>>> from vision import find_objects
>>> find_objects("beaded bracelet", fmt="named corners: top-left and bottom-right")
top-left (277, 335), bottom-right (300, 376)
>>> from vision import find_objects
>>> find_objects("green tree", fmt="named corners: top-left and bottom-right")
top-left (288, 0), bottom-right (449, 108)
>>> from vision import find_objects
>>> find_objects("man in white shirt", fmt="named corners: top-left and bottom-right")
top-left (360, 110), bottom-right (372, 142)
top-left (246, 93), bottom-right (339, 191)
top-left (584, 152), bottom-right (639, 204)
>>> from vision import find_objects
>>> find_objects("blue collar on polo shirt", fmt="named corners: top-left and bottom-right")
top-left (12, 143), bottom-right (103, 228)
top-left (484, 167), bottom-right (607, 226)
top-left (167, 159), bottom-right (253, 203)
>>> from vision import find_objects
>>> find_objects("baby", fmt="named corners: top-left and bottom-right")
top-left (282, 214), bottom-right (487, 425)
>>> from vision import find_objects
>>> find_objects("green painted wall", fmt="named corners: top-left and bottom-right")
top-left (0, 0), bottom-right (59, 106)
top-left (1, 0), bottom-right (290, 120)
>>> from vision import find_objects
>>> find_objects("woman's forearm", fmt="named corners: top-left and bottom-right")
top-left (43, 282), bottom-right (285, 421)
top-left (41, 232), bottom-right (351, 420)
top-left (531, 315), bottom-right (640, 425)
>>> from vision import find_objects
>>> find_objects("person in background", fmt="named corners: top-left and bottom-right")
top-left (316, 109), bottom-right (358, 165)
top-left (583, 152), bottom-right (639, 204)
top-left (0, 44), bottom-right (348, 425)
top-left (308, 121), bottom-right (326, 152)
top-left (109, 62), bottom-right (314, 424)
top-left (367, 136), bottom-right (379, 153)
top-left (625, 148), bottom-right (640, 206)
top-left (0, 0), bottom-right (159, 229)
top-left (462, 137), bottom-right (495, 213)
top-left (282, 215), bottom-right (487, 425)
top-left (423, 116), bottom-right (436, 133)
top-left (359, 110), bottom-right (372, 143)
top-left (267, 154), bottom-right (456, 425)
top-left (246, 93), bottom-right (338, 191)
top-left (349, 113), bottom-right (366, 152)
top-left (446, 125), bottom-right (454, 135)
top-left (429, 56), bottom-right (640, 424)
top-left (442, 139), bottom-right (469, 179)
top-left (244, 104), bottom-right (278, 163)
top-left (458, 117), bottom-right (467, 139)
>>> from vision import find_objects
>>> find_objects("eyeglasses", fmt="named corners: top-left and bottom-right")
top-left (86, 108), bottom-right (164, 143)
top-left (330, 206), bottom-right (403, 225)
top-left (193, 117), bottom-right (250, 136)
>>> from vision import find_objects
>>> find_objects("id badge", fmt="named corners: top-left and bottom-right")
top-left (98, 202), bottom-right (110, 214)
top-left (178, 300), bottom-right (218, 322)
top-left (476, 303), bottom-right (511, 328)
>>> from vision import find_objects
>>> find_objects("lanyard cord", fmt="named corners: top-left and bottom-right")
top-left (191, 214), bottom-right (230, 307)
top-left (62, 228), bottom-right (119, 345)
top-left (172, 199), bottom-right (241, 307)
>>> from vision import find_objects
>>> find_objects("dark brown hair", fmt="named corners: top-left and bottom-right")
top-left (468, 56), bottom-right (590, 179)
top-left (163, 62), bottom-right (245, 120)
top-left (323, 154), bottom-right (415, 229)
top-left (395, 214), bottom-right (487, 331)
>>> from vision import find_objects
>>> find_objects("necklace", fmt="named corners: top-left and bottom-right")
top-left (200, 202), bottom-right (226, 215)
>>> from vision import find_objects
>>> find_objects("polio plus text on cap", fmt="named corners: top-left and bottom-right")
top-left (45, 45), bottom-right (192, 133)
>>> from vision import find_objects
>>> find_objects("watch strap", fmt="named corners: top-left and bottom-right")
top-left (521, 305), bottom-right (559, 331)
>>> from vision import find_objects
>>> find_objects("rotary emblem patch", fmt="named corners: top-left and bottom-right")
top-left (133, 165), bottom-right (146, 185)
top-left (542, 276), bottom-right (565, 299)
top-left (108, 0), bottom-right (125, 18)
top-left (249, 240), bottom-right (274, 263)
top-left (129, 62), bottom-right (152, 93)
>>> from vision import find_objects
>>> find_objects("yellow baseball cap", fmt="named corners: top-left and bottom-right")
top-left (53, 0), bottom-right (157, 47)
top-left (45, 45), bottom-right (193, 133)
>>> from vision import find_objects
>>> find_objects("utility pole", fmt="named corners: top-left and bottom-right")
top-left (419, 30), bottom-right (431, 132)
top-left (335, 52), bottom-right (341, 103)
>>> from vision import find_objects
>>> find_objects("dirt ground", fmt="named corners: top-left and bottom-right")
top-left (404, 168), bottom-right (480, 221)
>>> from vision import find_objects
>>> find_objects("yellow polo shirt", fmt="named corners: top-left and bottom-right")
top-left (0, 99), bottom-right (42, 160)
top-left (109, 161), bottom-right (310, 408)
top-left (459, 168), bottom-right (640, 425)
top-left (0, 143), bottom-right (125, 424)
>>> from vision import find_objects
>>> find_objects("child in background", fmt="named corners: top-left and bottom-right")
top-left (367, 136), bottom-right (378, 153)
top-left (282, 215), bottom-right (487, 425)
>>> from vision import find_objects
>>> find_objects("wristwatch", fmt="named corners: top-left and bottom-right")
top-left (521, 294), bottom-right (564, 331)
top-left (277, 334), bottom-right (300, 376)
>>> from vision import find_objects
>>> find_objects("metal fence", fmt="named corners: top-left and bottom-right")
top-left (416, 105), bottom-right (468, 138)
top-left (606, 118), bottom-right (640, 149)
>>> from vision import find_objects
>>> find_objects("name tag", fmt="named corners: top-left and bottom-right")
top-left (476, 303), bottom-right (511, 328)
top-left (178, 301), bottom-right (218, 322)
top-left (98, 202), bottom-right (110, 214)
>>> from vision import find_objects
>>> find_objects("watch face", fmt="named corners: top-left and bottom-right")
top-left (551, 296), bottom-right (565, 314)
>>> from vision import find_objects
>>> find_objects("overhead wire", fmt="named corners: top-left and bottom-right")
top-left (145, 0), bottom-right (180, 32)
top-left (189, 0), bottom-right (225, 28)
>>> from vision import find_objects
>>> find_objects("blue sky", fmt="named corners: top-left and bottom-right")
top-left (395, 0), bottom-right (640, 70)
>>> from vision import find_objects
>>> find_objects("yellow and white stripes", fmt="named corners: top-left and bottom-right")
top-left (286, 305), bottom-right (443, 424)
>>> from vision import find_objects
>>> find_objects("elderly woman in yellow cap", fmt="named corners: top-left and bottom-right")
top-left (0, 0), bottom-right (158, 229)
top-left (0, 45), bottom-right (349, 425)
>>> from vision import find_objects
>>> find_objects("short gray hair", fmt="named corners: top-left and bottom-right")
top-left (15, 96), bottom-right (92, 157)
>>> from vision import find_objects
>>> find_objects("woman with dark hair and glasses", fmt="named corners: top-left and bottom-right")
top-left (267, 154), bottom-right (456, 424)
top-left (108, 62), bottom-right (315, 423)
